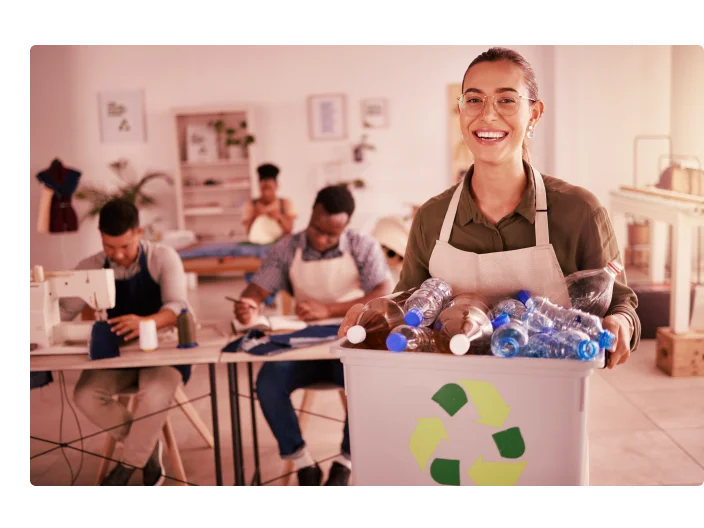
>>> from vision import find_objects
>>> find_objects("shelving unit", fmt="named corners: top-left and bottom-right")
top-left (172, 105), bottom-right (258, 242)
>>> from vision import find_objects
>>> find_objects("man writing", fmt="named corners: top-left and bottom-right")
top-left (61, 198), bottom-right (192, 486)
top-left (234, 185), bottom-right (392, 485)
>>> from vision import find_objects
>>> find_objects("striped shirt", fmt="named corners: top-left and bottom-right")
top-left (251, 229), bottom-right (390, 297)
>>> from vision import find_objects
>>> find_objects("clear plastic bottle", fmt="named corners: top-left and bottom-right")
top-left (560, 309), bottom-right (617, 350)
top-left (565, 260), bottom-right (624, 317)
top-left (404, 288), bottom-right (445, 327)
top-left (519, 310), bottom-right (554, 335)
top-left (555, 329), bottom-right (600, 361)
top-left (385, 325), bottom-right (435, 352)
top-left (492, 297), bottom-right (527, 321)
top-left (420, 277), bottom-right (453, 304)
top-left (433, 304), bottom-right (494, 356)
top-left (524, 328), bottom-right (560, 358)
top-left (346, 289), bottom-right (417, 349)
top-left (490, 314), bottom-right (530, 358)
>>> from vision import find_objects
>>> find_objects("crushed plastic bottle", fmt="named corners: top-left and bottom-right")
top-left (566, 260), bottom-right (623, 317)
top-left (404, 288), bottom-right (445, 327)
top-left (420, 278), bottom-right (453, 304)
top-left (492, 297), bottom-right (527, 321)
top-left (554, 329), bottom-right (600, 361)
top-left (386, 325), bottom-right (435, 352)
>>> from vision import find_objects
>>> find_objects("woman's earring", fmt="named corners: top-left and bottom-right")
top-left (526, 125), bottom-right (535, 139)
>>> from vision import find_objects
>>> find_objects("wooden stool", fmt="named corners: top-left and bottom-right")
top-left (94, 384), bottom-right (214, 486)
top-left (283, 382), bottom-right (347, 486)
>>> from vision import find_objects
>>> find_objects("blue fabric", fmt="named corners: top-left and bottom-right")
top-left (36, 159), bottom-right (81, 198)
top-left (89, 321), bottom-right (121, 360)
top-left (103, 247), bottom-right (191, 383)
top-left (222, 325), bottom-right (341, 356)
top-left (178, 241), bottom-right (274, 260)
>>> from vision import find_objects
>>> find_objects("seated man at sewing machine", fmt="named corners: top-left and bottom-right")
top-left (58, 198), bottom-right (191, 486)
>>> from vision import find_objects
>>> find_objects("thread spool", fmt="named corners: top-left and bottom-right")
top-left (139, 319), bottom-right (159, 351)
top-left (89, 321), bottom-right (121, 360)
top-left (177, 309), bottom-right (198, 348)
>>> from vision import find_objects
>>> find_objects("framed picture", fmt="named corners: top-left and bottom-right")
top-left (307, 94), bottom-right (347, 140)
top-left (98, 90), bottom-right (146, 143)
top-left (361, 98), bottom-right (389, 128)
top-left (185, 124), bottom-right (218, 163)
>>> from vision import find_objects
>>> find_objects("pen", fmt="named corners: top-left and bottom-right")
top-left (225, 296), bottom-right (256, 309)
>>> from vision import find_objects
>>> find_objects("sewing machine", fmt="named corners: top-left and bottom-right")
top-left (30, 265), bottom-right (116, 354)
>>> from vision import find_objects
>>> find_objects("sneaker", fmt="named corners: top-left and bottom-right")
top-left (297, 463), bottom-right (323, 486)
top-left (324, 461), bottom-right (351, 486)
top-left (143, 440), bottom-right (165, 486)
top-left (101, 463), bottom-right (135, 486)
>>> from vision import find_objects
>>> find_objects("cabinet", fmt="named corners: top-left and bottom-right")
top-left (172, 105), bottom-right (258, 242)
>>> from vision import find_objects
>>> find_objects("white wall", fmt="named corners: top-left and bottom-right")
top-left (30, 45), bottom-right (674, 270)
top-left (671, 45), bottom-right (704, 169)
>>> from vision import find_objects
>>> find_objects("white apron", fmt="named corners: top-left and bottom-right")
top-left (289, 246), bottom-right (365, 304)
top-left (428, 166), bottom-right (571, 308)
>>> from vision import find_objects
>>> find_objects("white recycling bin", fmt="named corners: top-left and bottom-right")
top-left (331, 342), bottom-right (598, 486)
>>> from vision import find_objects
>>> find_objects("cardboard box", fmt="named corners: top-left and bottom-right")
top-left (656, 327), bottom-right (704, 377)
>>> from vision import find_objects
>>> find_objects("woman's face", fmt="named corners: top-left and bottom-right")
top-left (459, 60), bottom-right (543, 166)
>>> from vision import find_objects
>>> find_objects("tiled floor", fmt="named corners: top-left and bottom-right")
top-left (30, 276), bottom-right (704, 486)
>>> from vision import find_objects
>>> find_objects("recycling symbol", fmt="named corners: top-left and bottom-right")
top-left (408, 380), bottom-right (527, 486)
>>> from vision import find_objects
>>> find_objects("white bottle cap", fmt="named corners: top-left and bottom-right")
top-left (449, 334), bottom-right (470, 355)
top-left (346, 325), bottom-right (367, 344)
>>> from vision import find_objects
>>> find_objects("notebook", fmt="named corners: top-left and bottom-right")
top-left (230, 314), bottom-right (344, 334)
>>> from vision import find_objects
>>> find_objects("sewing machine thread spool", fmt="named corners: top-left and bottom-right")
top-left (177, 309), bottom-right (198, 348)
top-left (89, 321), bottom-right (121, 360)
top-left (139, 319), bottom-right (158, 351)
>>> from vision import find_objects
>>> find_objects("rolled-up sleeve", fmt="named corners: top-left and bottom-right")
top-left (250, 236), bottom-right (294, 295)
top-left (578, 206), bottom-right (641, 352)
top-left (152, 246), bottom-right (189, 316)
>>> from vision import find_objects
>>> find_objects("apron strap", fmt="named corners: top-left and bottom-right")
top-left (439, 182), bottom-right (465, 243)
top-left (532, 167), bottom-right (550, 246)
top-left (439, 166), bottom-right (550, 246)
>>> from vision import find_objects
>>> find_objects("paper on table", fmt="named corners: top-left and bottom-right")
top-left (231, 315), bottom-right (344, 334)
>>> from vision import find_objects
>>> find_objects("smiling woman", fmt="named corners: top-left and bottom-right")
top-left (339, 47), bottom-right (642, 371)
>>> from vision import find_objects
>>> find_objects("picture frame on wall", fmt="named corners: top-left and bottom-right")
top-left (308, 94), bottom-right (347, 140)
top-left (185, 124), bottom-right (218, 163)
top-left (98, 90), bottom-right (146, 143)
top-left (361, 98), bottom-right (389, 128)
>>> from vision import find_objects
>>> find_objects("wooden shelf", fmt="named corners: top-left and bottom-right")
top-left (183, 182), bottom-right (251, 193)
top-left (181, 160), bottom-right (250, 169)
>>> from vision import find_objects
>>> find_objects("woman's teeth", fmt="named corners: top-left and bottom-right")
top-left (475, 131), bottom-right (507, 140)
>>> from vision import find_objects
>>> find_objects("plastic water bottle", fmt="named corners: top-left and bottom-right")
top-left (404, 288), bottom-right (445, 327)
top-left (420, 278), bottom-right (453, 304)
top-left (346, 289), bottom-right (417, 349)
top-left (490, 314), bottom-right (530, 358)
top-left (555, 329), bottom-right (600, 361)
top-left (524, 328), bottom-right (560, 358)
top-left (386, 325), bottom-right (435, 352)
top-left (433, 304), bottom-right (493, 356)
top-left (516, 290), bottom-right (565, 325)
top-left (519, 310), bottom-right (554, 335)
top-left (492, 297), bottom-right (527, 321)
top-left (565, 260), bottom-right (624, 317)
top-left (560, 309), bottom-right (617, 350)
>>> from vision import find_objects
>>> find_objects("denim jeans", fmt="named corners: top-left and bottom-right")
top-left (255, 359), bottom-right (349, 458)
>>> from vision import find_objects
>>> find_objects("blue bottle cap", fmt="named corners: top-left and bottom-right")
top-left (516, 290), bottom-right (531, 306)
top-left (541, 326), bottom-right (557, 335)
top-left (404, 308), bottom-right (424, 327)
top-left (491, 313), bottom-right (511, 329)
top-left (599, 330), bottom-right (616, 350)
top-left (498, 337), bottom-right (520, 358)
top-left (180, 308), bottom-right (189, 314)
top-left (386, 333), bottom-right (408, 352)
top-left (578, 340), bottom-right (599, 360)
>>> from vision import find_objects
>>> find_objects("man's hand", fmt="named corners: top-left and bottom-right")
top-left (602, 314), bottom-right (632, 369)
top-left (108, 314), bottom-right (142, 342)
top-left (296, 299), bottom-right (331, 321)
top-left (234, 297), bottom-right (259, 325)
top-left (337, 304), bottom-right (364, 338)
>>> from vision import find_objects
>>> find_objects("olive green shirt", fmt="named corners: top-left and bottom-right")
top-left (396, 163), bottom-right (641, 352)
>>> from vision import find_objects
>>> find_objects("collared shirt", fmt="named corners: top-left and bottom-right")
top-left (59, 240), bottom-right (189, 321)
top-left (397, 162), bottom-right (641, 352)
top-left (251, 229), bottom-right (390, 297)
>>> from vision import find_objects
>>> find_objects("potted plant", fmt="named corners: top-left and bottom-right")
top-left (75, 159), bottom-right (173, 222)
top-left (225, 120), bottom-right (256, 160)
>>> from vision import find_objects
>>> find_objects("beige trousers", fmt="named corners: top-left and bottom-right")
top-left (73, 367), bottom-right (182, 468)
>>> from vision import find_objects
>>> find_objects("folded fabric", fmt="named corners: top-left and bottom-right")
top-left (36, 158), bottom-right (81, 233)
top-left (222, 324), bottom-right (340, 356)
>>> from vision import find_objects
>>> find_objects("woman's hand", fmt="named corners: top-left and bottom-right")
top-left (108, 314), bottom-right (142, 341)
top-left (337, 304), bottom-right (365, 339)
top-left (602, 314), bottom-right (632, 369)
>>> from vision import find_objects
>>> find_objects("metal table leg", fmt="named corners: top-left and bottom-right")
top-left (227, 363), bottom-right (245, 486)
top-left (247, 363), bottom-right (261, 485)
top-left (208, 363), bottom-right (223, 486)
